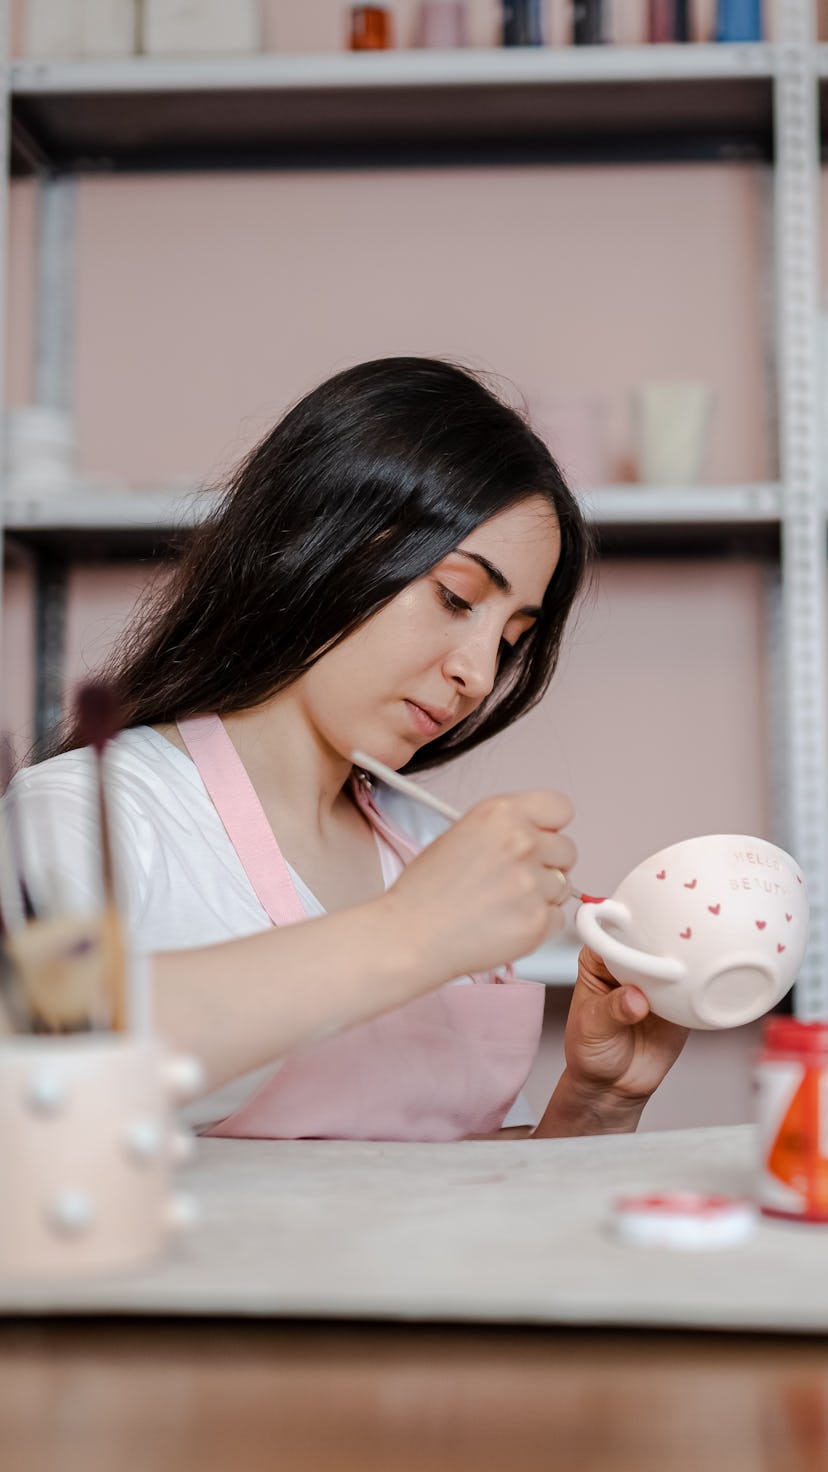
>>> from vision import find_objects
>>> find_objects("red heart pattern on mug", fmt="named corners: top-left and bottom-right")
top-left (756, 921), bottom-right (766, 930)
top-left (684, 879), bottom-right (697, 889)
top-left (786, 914), bottom-right (792, 923)
top-left (777, 943), bottom-right (786, 953)
top-left (708, 904), bottom-right (721, 915)
top-left (656, 870), bottom-right (666, 880)
top-left (680, 928), bottom-right (692, 940)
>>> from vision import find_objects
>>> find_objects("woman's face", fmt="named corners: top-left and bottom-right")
top-left (297, 496), bottom-right (562, 770)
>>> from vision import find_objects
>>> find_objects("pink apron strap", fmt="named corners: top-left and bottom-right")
top-left (177, 714), bottom-right (307, 926)
top-left (175, 721), bottom-right (544, 1141)
top-left (350, 772), bottom-right (422, 864)
top-left (177, 715), bottom-right (512, 987)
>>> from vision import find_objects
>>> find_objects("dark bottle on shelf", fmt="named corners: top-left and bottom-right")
top-left (648, 0), bottom-right (689, 42)
top-left (572, 0), bottom-right (608, 46)
top-left (501, 0), bottom-right (544, 47)
top-left (349, 5), bottom-right (393, 50)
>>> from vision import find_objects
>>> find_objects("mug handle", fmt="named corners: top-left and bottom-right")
top-left (576, 899), bottom-right (686, 983)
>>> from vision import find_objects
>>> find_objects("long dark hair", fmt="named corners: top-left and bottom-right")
top-left (64, 357), bottom-right (593, 772)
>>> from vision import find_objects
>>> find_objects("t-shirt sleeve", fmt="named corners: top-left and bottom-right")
top-left (3, 753), bottom-right (155, 931)
top-left (370, 783), bottom-right (452, 847)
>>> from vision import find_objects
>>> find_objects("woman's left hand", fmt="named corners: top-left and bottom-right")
top-left (535, 946), bottom-right (689, 1137)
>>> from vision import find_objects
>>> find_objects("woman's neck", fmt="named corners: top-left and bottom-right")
top-left (158, 694), bottom-right (353, 835)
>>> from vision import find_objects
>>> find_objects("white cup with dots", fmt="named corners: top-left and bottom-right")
top-left (0, 1034), bottom-right (202, 1278)
top-left (575, 835), bottom-right (809, 1030)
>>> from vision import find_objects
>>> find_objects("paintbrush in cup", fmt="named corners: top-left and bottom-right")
top-left (75, 682), bottom-right (129, 1031)
top-left (0, 734), bottom-right (40, 1031)
top-left (6, 914), bottom-right (115, 1034)
top-left (0, 736), bottom-right (106, 1033)
top-left (351, 750), bottom-right (592, 903)
top-left (1, 734), bottom-right (36, 926)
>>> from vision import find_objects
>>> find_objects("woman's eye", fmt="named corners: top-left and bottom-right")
top-left (437, 586), bottom-right (472, 615)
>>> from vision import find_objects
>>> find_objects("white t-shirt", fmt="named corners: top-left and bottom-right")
top-left (7, 727), bottom-right (535, 1128)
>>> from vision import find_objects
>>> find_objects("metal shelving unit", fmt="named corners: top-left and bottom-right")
top-left (1, 5), bottom-right (827, 999)
top-left (11, 44), bottom-right (776, 170)
top-left (773, 5), bottom-right (828, 1019)
top-left (0, 481), bottom-right (785, 558)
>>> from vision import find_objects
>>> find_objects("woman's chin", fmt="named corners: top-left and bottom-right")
top-left (349, 733), bottom-right (419, 772)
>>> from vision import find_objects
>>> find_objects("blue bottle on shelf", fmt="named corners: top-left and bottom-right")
top-left (716, 0), bottom-right (762, 42)
top-left (502, 0), bottom-right (544, 46)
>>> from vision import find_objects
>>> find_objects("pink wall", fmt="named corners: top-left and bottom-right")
top-left (70, 164), bottom-right (770, 488)
top-left (426, 559), bottom-right (770, 893)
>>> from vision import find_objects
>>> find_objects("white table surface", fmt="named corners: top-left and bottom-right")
top-left (2, 1124), bottom-right (827, 1334)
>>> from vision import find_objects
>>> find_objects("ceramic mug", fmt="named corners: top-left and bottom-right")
top-left (0, 1034), bottom-right (202, 1278)
top-left (575, 834), bottom-right (808, 1029)
top-left (632, 380), bottom-right (713, 485)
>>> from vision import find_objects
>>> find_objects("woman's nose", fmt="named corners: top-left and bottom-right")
top-left (443, 632), bottom-right (500, 702)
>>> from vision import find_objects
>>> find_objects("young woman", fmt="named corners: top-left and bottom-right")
top-left (10, 358), bottom-right (688, 1139)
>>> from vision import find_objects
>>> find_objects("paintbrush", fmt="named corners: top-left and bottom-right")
top-left (351, 750), bottom-right (598, 904)
top-left (1, 734), bottom-right (36, 926)
top-left (0, 735), bottom-right (39, 1031)
top-left (5, 914), bottom-right (111, 1034)
top-left (0, 733), bottom-right (109, 1033)
top-left (75, 682), bottom-right (128, 1031)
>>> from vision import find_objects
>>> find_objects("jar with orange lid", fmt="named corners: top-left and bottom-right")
top-left (756, 1017), bottom-right (828, 1224)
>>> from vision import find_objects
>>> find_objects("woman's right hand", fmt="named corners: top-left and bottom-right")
top-left (382, 792), bottom-right (576, 981)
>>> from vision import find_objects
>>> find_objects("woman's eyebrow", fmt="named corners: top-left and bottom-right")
top-left (454, 550), bottom-right (542, 618)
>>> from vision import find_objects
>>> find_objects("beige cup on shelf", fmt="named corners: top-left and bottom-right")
top-left (632, 381), bottom-right (714, 485)
top-left (0, 1034), bottom-right (202, 1279)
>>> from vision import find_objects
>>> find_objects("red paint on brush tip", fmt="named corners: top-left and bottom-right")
top-left (75, 682), bottom-right (123, 753)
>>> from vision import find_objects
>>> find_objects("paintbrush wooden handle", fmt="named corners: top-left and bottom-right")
top-left (351, 751), bottom-right (461, 822)
top-left (100, 900), bottom-right (128, 1031)
top-left (351, 749), bottom-right (587, 904)
top-left (5, 913), bottom-right (113, 1032)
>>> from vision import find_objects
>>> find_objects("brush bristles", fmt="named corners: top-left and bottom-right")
top-left (75, 682), bottom-right (123, 754)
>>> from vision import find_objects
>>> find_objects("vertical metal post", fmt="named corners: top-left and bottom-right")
top-left (0, 0), bottom-right (11, 728)
top-left (31, 175), bottom-right (78, 746)
top-left (773, 0), bottom-right (828, 1018)
top-left (33, 552), bottom-right (67, 757)
top-left (34, 176), bottom-right (77, 411)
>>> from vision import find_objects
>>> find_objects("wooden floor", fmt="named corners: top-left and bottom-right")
top-left (2, 1321), bottom-right (827, 1471)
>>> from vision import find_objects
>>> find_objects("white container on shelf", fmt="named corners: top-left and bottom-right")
top-left (141, 0), bottom-right (262, 56)
top-left (3, 407), bottom-right (76, 499)
top-left (23, 1), bottom-right (139, 59)
top-left (631, 380), bottom-right (714, 486)
top-left (81, 0), bottom-right (139, 57)
top-left (22, 0), bottom-right (79, 58)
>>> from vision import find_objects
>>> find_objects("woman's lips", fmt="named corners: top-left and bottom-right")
top-left (404, 700), bottom-right (444, 737)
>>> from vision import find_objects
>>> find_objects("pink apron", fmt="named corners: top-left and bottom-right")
top-left (177, 715), bottom-right (545, 1142)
